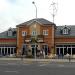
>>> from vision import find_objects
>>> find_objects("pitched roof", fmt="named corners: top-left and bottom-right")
top-left (0, 28), bottom-right (16, 38)
top-left (55, 25), bottom-right (75, 37)
top-left (17, 18), bottom-right (55, 27)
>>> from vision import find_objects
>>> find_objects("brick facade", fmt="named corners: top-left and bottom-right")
top-left (0, 18), bottom-right (75, 58)
top-left (16, 21), bottom-right (55, 57)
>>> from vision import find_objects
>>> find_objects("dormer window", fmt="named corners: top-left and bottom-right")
top-left (8, 30), bottom-right (12, 36)
top-left (63, 28), bottom-right (69, 34)
top-left (8, 28), bottom-right (12, 36)
top-left (61, 25), bottom-right (71, 35)
top-left (13, 31), bottom-right (16, 36)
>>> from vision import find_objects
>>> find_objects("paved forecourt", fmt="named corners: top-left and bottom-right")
top-left (0, 58), bottom-right (75, 62)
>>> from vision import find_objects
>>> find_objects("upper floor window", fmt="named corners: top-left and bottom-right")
top-left (32, 31), bottom-right (37, 36)
top-left (43, 30), bottom-right (48, 35)
top-left (63, 29), bottom-right (69, 34)
top-left (8, 30), bottom-right (12, 36)
top-left (7, 28), bottom-right (13, 36)
top-left (22, 31), bottom-right (27, 36)
top-left (13, 31), bottom-right (16, 36)
top-left (61, 25), bottom-right (70, 35)
top-left (7, 28), bottom-right (16, 36)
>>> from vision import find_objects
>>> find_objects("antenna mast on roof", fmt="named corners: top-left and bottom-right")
top-left (49, 0), bottom-right (58, 23)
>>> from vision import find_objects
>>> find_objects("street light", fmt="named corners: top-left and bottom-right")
top-left (32, 1), bottom-right (37, 18)
top-left (32, 1), bottom-right (37, 59)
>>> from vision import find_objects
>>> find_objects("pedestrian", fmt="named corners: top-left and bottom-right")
top-left (43, 51), bottom-right (45, 58)
top-left (40, 50), bottom-right (43, 58)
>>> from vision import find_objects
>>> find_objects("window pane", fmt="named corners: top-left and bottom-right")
top-left (43, 30), bottom-right (48, 35)
top-left (22, 31), bottom-right (27, 36)
top-left (63, 29), bottom-right (68, 34)
top-left (32, 31), bottom-right (37, 36)
top-left (8, 31), bottom-right (12, 36)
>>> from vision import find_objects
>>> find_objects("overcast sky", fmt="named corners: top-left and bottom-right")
top-left (0, 0), bottom-right (75, 32)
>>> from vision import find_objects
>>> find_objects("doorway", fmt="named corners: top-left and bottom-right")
top-left (31, 45), bottom-right (38, 58)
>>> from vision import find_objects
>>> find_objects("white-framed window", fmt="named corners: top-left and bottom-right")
top-left (32, 31), bottom-right (37, 36)
top-left (43, 30), bottom-right (48, 35)
top-left (22, 31), bottom-right (27, 36)
top-left (63, 29), bottom-right (69, 34)
top-left (8, 30), bottom-right (12, 36)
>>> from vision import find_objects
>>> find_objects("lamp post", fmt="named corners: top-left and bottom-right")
top-left (32, 1), bottom-right (37, 59)
top-left (32, 1), bottom-right (37, 18)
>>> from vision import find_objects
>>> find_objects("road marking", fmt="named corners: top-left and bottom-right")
top-left (24, 61), bottom-right (33, 63)
top-left (22, 64), bottom-right (30, 65)
top-left (7, 63), bottom-right (30, 65)
top-left (0, 63), bottom-right (30, 66)
top-left (0, 63), bottom-right (17, 66)
top-left (7, 63), bottom-right (17, 65)
top-left (39, 63), bottom-right (50, 66)
top-left (39, 64), bottom-right (47, 66)
top-left (4, 70), bottom-right (19, 73)
top-left (38, 61), bottom-right (50, 66)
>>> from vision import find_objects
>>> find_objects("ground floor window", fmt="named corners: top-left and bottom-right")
top-left (56, 45), bottom-right (75, 56)
top-left (0, 47), bottom-right (16, 56)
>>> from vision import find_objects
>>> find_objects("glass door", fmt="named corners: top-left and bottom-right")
top-left (31, 45), bottom-right (38, 58)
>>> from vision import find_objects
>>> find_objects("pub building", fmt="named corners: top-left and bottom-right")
top-left (0, 18), bottom-right (75, 58)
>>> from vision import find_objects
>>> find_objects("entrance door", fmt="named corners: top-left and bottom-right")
top-left (31, 45), bottom-right (38, 58)
top-left (42, 45), bottom-right (48, 56)
top-left (32, 47), bottom-right (35, 56)
top-left (22, 44), bottom-right (27, 55)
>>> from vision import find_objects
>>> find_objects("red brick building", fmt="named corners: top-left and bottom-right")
top-left (55, 25), bottom-right (75, 56)
top-left (0, 18), bottom-right (75, 58)
top-left (0, 28), bottom-right (16, 56)
top-left (16, 18), bottom-right (55, 58)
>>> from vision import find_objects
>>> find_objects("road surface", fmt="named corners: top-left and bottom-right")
top-left (0, 60), bottom-right (74, 75)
